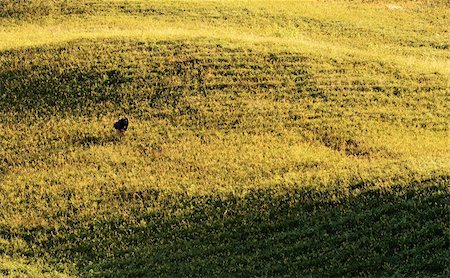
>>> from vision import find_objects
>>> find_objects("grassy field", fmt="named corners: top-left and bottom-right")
top-left (0, 0), bottom-right (449, 276)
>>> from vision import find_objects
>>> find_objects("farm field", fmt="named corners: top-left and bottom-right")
top-left (0, 0), bottom-right (449, 276)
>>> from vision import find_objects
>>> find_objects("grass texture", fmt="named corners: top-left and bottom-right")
top-left (0, 0), bottom-right (449, 277)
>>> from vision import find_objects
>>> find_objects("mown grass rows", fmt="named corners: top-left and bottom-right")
top-left (0, 38), bottom-right (448, 277)
top-left (0, 39), bottom-right (448, 185)
top-left (2, 176), bottom-right (448, 276)
top-left (2, 1), bottom-right (448, 58)
top-left (1, 39), bottom-right (446, 122)
top-left (1, 1), bottom-right (449, 275)
top-left (0, 40), bottom-right (447, 192)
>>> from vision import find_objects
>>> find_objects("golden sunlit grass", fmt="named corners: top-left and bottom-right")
top-left (0, 0), bottom-right (449, 276)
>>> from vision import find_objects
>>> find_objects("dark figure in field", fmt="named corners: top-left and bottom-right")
top-left (114, 117), bottom-right (128, 135)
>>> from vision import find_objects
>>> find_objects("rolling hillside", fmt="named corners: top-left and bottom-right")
top-left (0, 0), bottom-right (449, 276)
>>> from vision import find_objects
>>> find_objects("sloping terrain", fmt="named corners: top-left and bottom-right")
top-left (0, 0), bottom-right (449, 276)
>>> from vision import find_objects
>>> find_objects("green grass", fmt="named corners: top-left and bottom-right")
top-left (0, 0), bottom-right (449, 277)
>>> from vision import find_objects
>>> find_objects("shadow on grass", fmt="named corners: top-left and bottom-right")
top-left (9, 177), bottom-right (446, 277)
top-left (0, 66), bottom-right (128, 117)
top-left (0, 38), bottom-right (315, 120)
